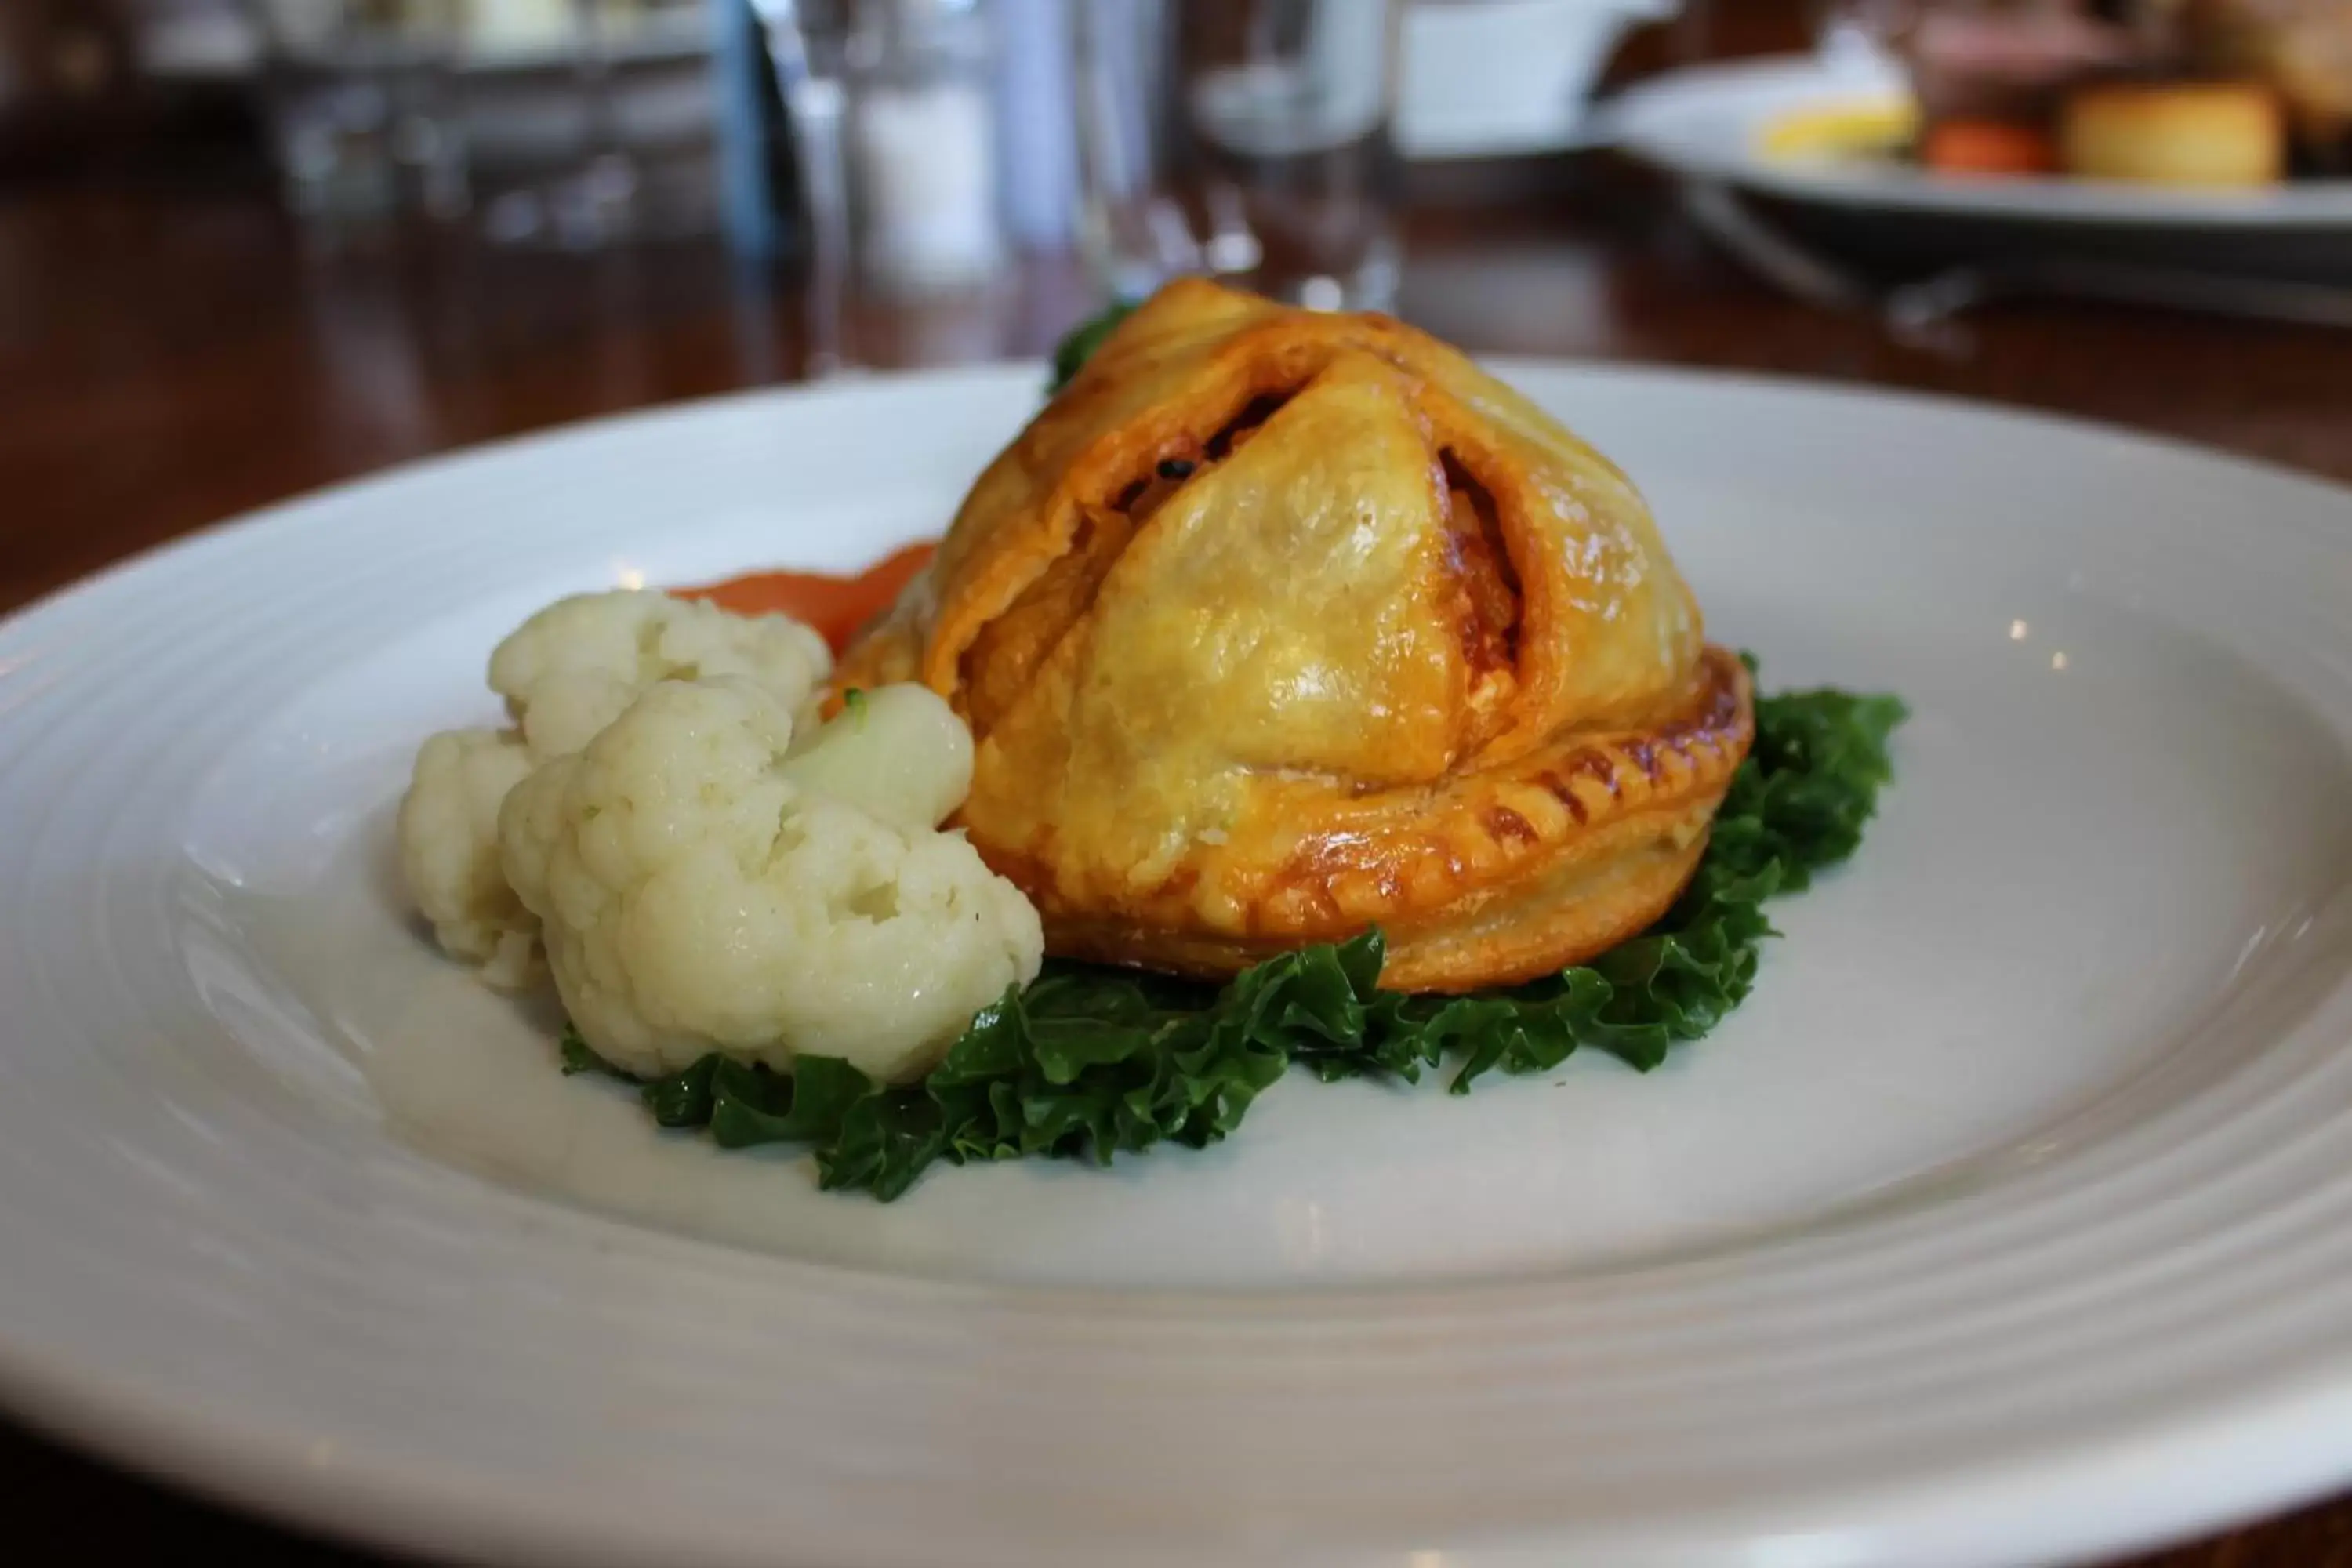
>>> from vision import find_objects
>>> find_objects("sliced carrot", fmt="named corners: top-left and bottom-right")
top-left (1922, 119), bottom-right (2060, 177)
top-left (674, 541), bottom-right (937, 655)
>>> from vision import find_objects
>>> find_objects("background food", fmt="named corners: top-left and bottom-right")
top-left (2060, 78), bottom-right (2287, 183)
top-left (2187, 0), bottom-right (2352, 166)
top-left (1889, 0), bottom-right (2352, 182)
top-left (1922, 116), bottom-right (2062, 173)
top-left (1903, 2), bottom-right (2136, 137)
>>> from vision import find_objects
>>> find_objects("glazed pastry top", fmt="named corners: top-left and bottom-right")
top-left (838, 278), bottom-right (1744, 985)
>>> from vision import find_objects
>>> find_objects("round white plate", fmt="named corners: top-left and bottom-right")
top-left (1606, 54), bottom-right (2352, 230)
top-left (7, 365), bottom-right (2352, 1568)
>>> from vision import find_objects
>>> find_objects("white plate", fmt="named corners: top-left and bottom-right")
top-left (6, 365), bottom-right (2352, 1567)
top-left (1606, 54), bottom-right (2352, 230)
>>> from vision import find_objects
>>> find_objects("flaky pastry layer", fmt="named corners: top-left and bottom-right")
top-left (837, 278), bottom-right (1755, 991)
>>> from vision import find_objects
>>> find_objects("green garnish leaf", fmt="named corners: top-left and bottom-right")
top-left (842, 687), bottom-right (867, 724)
top-left (560, 671), bottom-right (1905, 1199)
top-left (708, 1055), bottom-right (874, 1147)
top-left (559, 1022), bottom-right (626, 1078)
top-left (641, 1056), bottom-right (718, 1125)
top-left (1047, 299), bottom-right (1138, 394)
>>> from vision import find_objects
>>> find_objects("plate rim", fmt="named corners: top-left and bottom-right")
top-left (12, 1300), bottom-right (2352, 1568)
top-left (9, 362), bottom-right (2352, 1568)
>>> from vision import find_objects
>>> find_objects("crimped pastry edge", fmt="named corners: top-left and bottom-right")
top-left (1011, 647), bottom-right (1754, 992)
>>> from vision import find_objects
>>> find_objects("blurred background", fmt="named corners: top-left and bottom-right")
top-left (7, 0), bottom-right (2352, 610)
top-left (4, 3), bottom-right (2352, 1566)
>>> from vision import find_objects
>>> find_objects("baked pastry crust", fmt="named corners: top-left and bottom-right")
top-left (837, 278), bottom-right (1754, 991)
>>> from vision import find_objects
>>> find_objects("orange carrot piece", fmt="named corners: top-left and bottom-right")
top-left (1922, 119), bottom-right (2060, 176)
top-left (675, 541), bottom-right (937, 655)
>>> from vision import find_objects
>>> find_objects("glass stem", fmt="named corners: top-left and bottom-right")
top-left (571, 0), bottom-right (636, 198)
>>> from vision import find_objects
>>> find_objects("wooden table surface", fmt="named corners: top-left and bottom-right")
top-left (7, 161), bottom-right (2352, 1566)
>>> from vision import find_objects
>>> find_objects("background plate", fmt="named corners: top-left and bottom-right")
top-left (1605, 57), bottom-right (2352, 278)
top-left (5, 365), bottom-right (2352, 1566)
top-left (1608, 56), bottom-right (2352, 227)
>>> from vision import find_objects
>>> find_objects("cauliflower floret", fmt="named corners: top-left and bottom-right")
top-left (499, 677), bottom-right (1041, 1083)
top-left (397, 728), bottom-right (542, 987)
top-left (398, 588), bottom-right (834, 981)
top-left (782, 682), bottom-right (973, 834)
top-left (490, 590), bottom-right (832, 757)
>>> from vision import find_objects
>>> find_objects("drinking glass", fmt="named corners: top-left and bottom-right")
top-left (754, 0), bottom-right (1017, 372)
top-left (1071, 0), bottom-right (1405, 311)
top-left (477, 0), bottom-right (712, 249)
top-left (247, 0), bottom-right (469, 235)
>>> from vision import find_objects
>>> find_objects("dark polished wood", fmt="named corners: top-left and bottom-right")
top-left (7, 125), bottom-right (2352, 1568)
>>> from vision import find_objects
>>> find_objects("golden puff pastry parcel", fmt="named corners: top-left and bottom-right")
top-left (837, 278), bottom-right (1755, 993)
